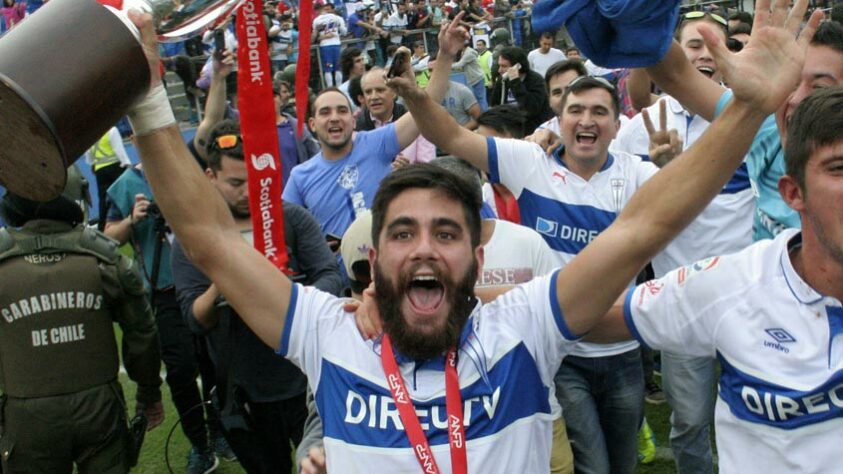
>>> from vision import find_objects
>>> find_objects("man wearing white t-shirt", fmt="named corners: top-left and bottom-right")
top-left (126, 2), bottom-right (814, 471)
top-left (313, 2), bottom-right (347, 87)
top-left (588, 86), bottom-right (843, 474)
top-left (528, 32), bottom-right (567, 79)
top-left (612, 13), bottom-right (754, 473)
top-left (383, 1), bottom-right (410, 45)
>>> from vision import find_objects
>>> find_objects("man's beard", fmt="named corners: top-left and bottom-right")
top-left (228, 202), bottom-right (250, 220)
top-left (319, 130), bottom-right (352, 152)
top-left (375, 259), bottom-right (477, 360)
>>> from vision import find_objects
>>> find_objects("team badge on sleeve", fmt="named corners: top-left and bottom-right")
top-left (677, 256), bottom-right (720, 285)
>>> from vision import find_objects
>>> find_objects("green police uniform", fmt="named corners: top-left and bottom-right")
top-left (0, 220), bottom-right (162, 474)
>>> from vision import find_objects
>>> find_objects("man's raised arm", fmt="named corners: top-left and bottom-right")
top-left (388, 17), bottom-right (490, 171)
top-left (126, 11), bottom-right (292, 351)
top-left (558, 0), bottom-right (821, 337)
top-left (393, 12), bottom-right (481, 153)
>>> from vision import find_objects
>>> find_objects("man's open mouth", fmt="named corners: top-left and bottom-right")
top-left (697, 66), bottom-right (715, 78)
top-left (576, 132), bottom-right (597, 145)
top-left (407, 275), bottom-right (444, 314)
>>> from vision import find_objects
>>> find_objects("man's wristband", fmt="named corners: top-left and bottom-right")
top-left (128, 84), bottom-right (177, 136)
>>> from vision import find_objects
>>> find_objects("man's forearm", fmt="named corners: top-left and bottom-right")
top-left (401, 85), bottom-right (488, 170)
top-left (646, 42), bottom-right (724, 121)
top-left (194, 72), bottom-right (228, 160)
top-left (104, 217), bottom-right (132, 245)
top-left (191, 284), bottom-right (221, 330)
top-left (425, 51), bottom-right (453, 104)
top-left (558, 98), bottom-right (768, 337)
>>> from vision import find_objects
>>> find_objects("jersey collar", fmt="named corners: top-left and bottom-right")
top-left (780, 230), bottom-right (831, 306)
top-left (552, 145), bottom-right (615, 173)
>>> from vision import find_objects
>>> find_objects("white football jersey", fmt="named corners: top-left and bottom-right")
top-left (613, 95), bottom-right (753, 276)
top-left (625, 229), bottom-right (843, 474)
top-left (280, 271), bottom-right (580, 473)
top-left (487, 136), bottom-right (656, 357)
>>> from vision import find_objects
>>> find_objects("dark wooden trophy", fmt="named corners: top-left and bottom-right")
top-left (0, 0), bottom-right (240, 201)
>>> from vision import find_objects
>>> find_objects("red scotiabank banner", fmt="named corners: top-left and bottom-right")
top-left (236, 0), bottom-right (289, 272)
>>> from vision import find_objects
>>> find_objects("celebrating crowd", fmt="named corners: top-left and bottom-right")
top-left (2, 1), bottom-right (843, 474)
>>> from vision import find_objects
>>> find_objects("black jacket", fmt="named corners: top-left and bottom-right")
top-left (355, 101), bottom-right (408, 131)
top-left (490, 70), bottom-right (554, 135)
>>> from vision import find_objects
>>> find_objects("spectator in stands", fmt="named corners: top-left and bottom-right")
top-left (408, 0), bottom-right (432, 29)
top-left (430, 0), bottom-right (446, 26)
top-left (313, 1), bottom-right (347, 87)
top-left (383, 1), bottom-right (410, 46)
top-left (451, 39), bottom-right (489, 110)
top-left (529, 31), bottom-right (567, 79)
top-left (465, 0), bottom-right (493, 23)
top-left (428, 53), bottom-right (482, 129)
top-left (1, 0), bottom-right (26, 30)
top-left (348, 3), bottom-right (385, 65)
top-left (268, 13), bottom-right (297, 72)
top-left (508, 0), bottom-right (530, 46)
top-left (536, 59), bottom-right (588, 135)
top-left (339, 47), bottom-right (368, 112)
top-left (490, 46), bottom-right (553, 134)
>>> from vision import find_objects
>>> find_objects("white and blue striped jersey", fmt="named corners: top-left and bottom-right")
top-left (613, 95), bottom-right (753, 276)
top-left (625, 229), bottom-right (843, 474)
top-left (279, 271), bottom-right (580, 473)
top-left (486, 136), bottom-right (657, 357)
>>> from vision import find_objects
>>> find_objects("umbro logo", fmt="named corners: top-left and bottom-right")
top-left (765, 328), bottom-right (796, 343)
top-left (763, 328), bottom-right (796, 354)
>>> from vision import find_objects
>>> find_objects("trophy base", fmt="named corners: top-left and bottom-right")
top-left (0, 73), bottom-right (66, 202)
top-left (0, 0), bottom-right (150, 202)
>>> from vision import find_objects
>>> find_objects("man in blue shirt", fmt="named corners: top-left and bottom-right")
top-left (282, 13), bottom-right (468, 239)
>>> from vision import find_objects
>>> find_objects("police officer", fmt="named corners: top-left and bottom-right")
top-left (0, 166), bottom-right (164, 473)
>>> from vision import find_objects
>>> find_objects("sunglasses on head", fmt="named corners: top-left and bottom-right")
top-left (683, 10), bottom-right (728, 28)
top-left (566, 75), bottom-right (616, 91)
top-left (213, 134), bottom-right (241, 151)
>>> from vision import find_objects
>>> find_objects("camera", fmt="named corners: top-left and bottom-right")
top-left (147, 202), bottom-right (162, 220)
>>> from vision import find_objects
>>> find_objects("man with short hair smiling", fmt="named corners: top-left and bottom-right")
top-left (528, 31), bottom-right (567, 79)
top-left (122, 1), bottom-right (815, 471)
top-left (536, 59), bottom-right (588, 135)
top-left (282, 16), bottom-right (467, 239)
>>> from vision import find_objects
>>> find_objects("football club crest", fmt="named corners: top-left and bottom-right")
top-left (611, 178), bottom-right (625, 212)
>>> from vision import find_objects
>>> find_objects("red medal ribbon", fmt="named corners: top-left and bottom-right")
top-left (381, 334), bottom-right (468, 474)
top-left (236, 0), bottom-right (289, 272)
top-left (295, 0), bottom-right (313, 137)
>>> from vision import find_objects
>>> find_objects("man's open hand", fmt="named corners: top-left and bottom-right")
top-left (699, 0), bottom-right (821, 114)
